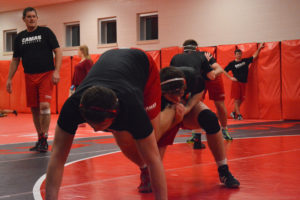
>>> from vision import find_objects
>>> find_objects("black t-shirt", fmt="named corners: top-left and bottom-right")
top-left (161, 67), bottom-right (204, 110)
top-left (224, 57), bottom-right (254, 83)
top-left (57, 49), bottom-right (153, 140)
top-left (13, 26), bottom-right (59, 74)
top-left (170, 51), bottom-right (214, 80)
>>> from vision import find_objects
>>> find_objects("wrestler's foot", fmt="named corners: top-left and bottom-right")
top-left (186, 133), bottom-right (196, 143)
top-left (222, 128), bottom-right (233, 140)
top-left (193, 133), bottom-right (206, 149)
top-left (237, 114), bottom-right (243, 120)
top-left (218, 165), bottom-right (240, 188)
top-left (37, 137), bottom-right (48, 153)
top-left (138, 167), bottom-right (152, 193)
top-left (29, 139), bottom-right (41, 151)
top-left (230, 112), bottom-right (236, 119)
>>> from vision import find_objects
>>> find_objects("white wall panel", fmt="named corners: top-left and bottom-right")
top-left (1, 0), bottom-right (300, 60)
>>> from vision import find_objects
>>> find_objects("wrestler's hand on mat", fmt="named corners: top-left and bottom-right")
top-left (174, 103), bottom-right (185, 125)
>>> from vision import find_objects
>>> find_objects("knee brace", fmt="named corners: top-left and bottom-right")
top-left (40, 108), bottom-right (51, 114)
top-left (197, 109), bottom-right (220, 134)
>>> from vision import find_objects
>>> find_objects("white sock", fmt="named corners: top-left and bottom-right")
top-left (217, 158), bottom-right (227, 167)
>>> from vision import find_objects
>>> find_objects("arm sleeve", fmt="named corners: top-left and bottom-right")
top-left (46, 27), bottom-right (60, 50)
top-left (201, 59), bottom-right (214, 79)
top-left (13, 35), bottom-right (20, 58)
top-left (57, 96), bottom-right (85, 135)
top-left (224, 62), bottom-right (232, 72)
top-left (206, 52), bottom-right (217, 65)
top-left (246, 56), bottom-right (254, 64)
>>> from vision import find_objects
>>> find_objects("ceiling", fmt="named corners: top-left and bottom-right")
top-left (0, 0), bottom-right (79, 13)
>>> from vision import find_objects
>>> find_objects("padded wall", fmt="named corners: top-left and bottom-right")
top-left (257, 42), bottom-right (281, 119)
top-left (216, 45), bottom-right (236, 117)
top-left (198, 46), bottom-right (216, 57)
top-left (161, 46), bottom-right (182, 68)
top-left (0, 61), bottom-right (11, 109)
top-left (237, 43), bottom-right (259, 119)
top-left (90, 54), bottom-right (101, 64)
top-left (9, 65), bottom-right (32, 113)
top-left (57, 56), bottom-right (72, 112)
top-left (281, 40), bottom-right (300, 119)
top-left (147, 50), bottom-right (161, 70)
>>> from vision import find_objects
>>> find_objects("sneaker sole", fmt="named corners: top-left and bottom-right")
top-left (225, 183), bottom-right (240, 188)
top-left (138, 185), bottom-right (152, 193)
top-left (38, 148), bottom-right (48, 153)
top-left (29, 149), bottom-right (39, 151)
top-left (138, 189), bottom-right (152, 193)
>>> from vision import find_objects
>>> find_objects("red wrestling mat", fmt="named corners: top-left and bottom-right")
top-left (38, 135), bottom-right (300, 200)
top-left (0, 114), bottom-right (112, 145)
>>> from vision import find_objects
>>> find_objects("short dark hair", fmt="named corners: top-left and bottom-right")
top-left (23, 7), bottom-right (37, 19)
top-left (183, 39), bottom-right (198, 47)
top-left (160, 67), bottom-right (185, 93)
top-left (235, 49), bottom-right (242, 54)
top-left (79, 86), bottom-right (119, 123)
top-left (183, 39), bottom-right (198, 52)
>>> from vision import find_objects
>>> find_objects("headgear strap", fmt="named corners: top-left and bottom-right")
top-left (183, 45), bottom-right (197, 52)
top-left (79, 104), bottom-right (118, 116)
top-left (160, 78), bottom-right (185, 86)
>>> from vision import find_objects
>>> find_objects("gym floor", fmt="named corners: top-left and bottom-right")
top-left (1, 114), bottom-right (300, 200)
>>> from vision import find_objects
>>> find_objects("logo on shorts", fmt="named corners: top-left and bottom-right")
top-left (145, 102), bottom-right (157, 111)
top-left (45, 95), bottom-right (52, 99)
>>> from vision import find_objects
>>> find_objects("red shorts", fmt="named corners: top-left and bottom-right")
top-left (143, 54), bottom-right (161, 120)
top-left (231, 81), bottom-right (246, 100)
top-left (204, 75), bottom-right (225, 101)
top-left (157, 123), bottom-right (181, 147)
top-left (25, 71), bottom-right (54, 107)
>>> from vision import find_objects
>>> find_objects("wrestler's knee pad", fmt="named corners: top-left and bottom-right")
top-left (197, 109), bottom-right (220, 134)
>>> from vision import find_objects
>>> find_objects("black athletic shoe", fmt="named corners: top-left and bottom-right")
top-left (230, 112), bottom-right (236, 119)
top-left (13, 110), bottom-right (18, 116)
top-left (138, 167), bottom-right (152, 193)
top-left (218, 165), bottom-right (240, 188)
top-left (237, 114), bottom-right (243, 120)
top-left (222, 128), bottom-right (233, 141)
top-left (37, 137), bottom-right (48, 153)
top-left (193, 133), bottom-right (206, 149)
top-left (29, 140), bottom-right (40, 151)
top-left (186, 133), bottom-right (196, 143)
